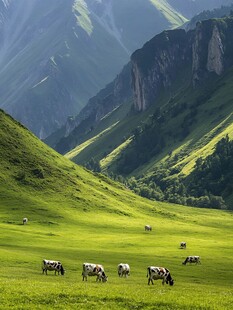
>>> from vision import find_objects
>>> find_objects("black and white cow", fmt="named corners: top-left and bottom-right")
top-left (42, 259), bottom-right (65, 275)
top-left (82, 263), bottom-right (108, 282)
top-left (182, 256), bottom-right (201, 265)
top-left (147, 266), bottom-right (174, 286)
top-left (23, 218), bottom-right (28, 225)
top-left (145, 225), bottom-right (152, 231)
top-left (117, 263), bottom-right (130, 277)
top-left (180, 242), bottom-right (186, 249)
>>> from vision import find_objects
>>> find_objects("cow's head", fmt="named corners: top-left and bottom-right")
top-left (166, 273), bottom-right (174, 286)
top-left (101, 272), bottom-right (108, 282)
top-left (169, 278), bottom-right (174, 286)
top-left (61, 266), bottom-right (65, 275)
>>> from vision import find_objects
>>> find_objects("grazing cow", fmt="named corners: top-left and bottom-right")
top-left (145, 225), bottom-right (152, 231)
top-left (182, 256), bottom-right (201, 265)
top-left (42, 259), bottom-right (65, 275)
top-left (117, 263), bottom-right (130, 277)
top-left (82, 263), bottom-right (108, 282)
top-left (23, 218), bottom-right (28, 225)
top-left (147, 266), bottom-right (174, 286)
top-left (180, 242), bottom-right (186, 249)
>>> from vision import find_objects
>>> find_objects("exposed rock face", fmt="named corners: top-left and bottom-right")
top-left (192, 20), bottom-right (225, 86)
top-left (131, 29), bottom-right (192, 111)
top-left (131, 17), bottom-right (233, 111)
top-left (207, 25), bottom-right (224, 75)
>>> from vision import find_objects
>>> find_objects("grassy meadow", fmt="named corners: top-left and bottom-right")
top-left (1, 194), bottom-right (233, 309)
top-left (0, 109), bottom-right (233, 309)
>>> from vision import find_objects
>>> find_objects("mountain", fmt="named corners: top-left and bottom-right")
top-left (184, 2), bottom-right (233, 30)
top-left (47, 0), bottom-right (233, 150)
top-left (1, 0), bottom-right (231, 139)
top-left (56, 15), bottom-right (233, 209)
top-left (168, 0), bottom-right (233, 18)
top-left (0, 0), bottom-right (190, 139)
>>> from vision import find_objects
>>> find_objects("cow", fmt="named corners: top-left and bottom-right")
top-left (182, 256), bottom-right (201, 265)
top-left (23, 218), bottom-right (28, 225)
top-left (180, 242), bottom-right (186, 249)
top-left (117, 263), bottom-right (130, 277)
top-left (82, 263), bottom-right (108, 282)
top-left (145, 225), bottom-right (152, 231)
top-left (147, 266), bottom-right (174, 286)
top-left (42, 259), bottom-right (65, 275)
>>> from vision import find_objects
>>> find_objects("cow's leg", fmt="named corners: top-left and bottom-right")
top-left (148, 277), bottom-right (153, 285)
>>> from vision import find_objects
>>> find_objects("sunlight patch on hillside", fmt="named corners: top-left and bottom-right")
top-left (65, 122), bottom-right (119, 160)
top-left (100, 137), bottom-right (133, 171)
top-left (73, 0), bottom-right (93, 36)
top-left (178, 116), bottom-right (233, 175)
top-left (150, 0), bottom-right (188, 28)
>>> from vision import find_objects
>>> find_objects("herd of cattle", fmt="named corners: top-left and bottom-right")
top-left (22, 221), bottom-right (200, 286)
top-left (42, 244), bottom-right (201, 286)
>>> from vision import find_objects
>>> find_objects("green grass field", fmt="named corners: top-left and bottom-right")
top-left (0, 109), bottom-right (233, 309)
top-left (1, 195), bottom-right (233, 309)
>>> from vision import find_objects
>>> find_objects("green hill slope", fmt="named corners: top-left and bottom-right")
top-left (0, 112), bottom-right (233, 308)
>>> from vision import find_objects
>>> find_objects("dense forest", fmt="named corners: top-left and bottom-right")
top-left (125, 136), bottom-right (233, 209)
top-left (85, 136), bottom-right (232, 210)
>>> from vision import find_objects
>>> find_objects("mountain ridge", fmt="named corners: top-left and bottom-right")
top-left (57, 15), bottom-right (233, 209)
top-left (0, 0), bottom-right (189, 138)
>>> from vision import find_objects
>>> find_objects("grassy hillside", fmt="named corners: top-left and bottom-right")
top-left (66, 50), bottom-right (233, 209)
top-left (0, 110), bottom-right (233, 308)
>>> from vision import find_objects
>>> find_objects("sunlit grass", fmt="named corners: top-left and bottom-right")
top-left (0, 109), bottom-right (233, 309)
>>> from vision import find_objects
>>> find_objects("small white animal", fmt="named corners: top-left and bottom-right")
top-left (23, 218), bottom-right (28, 225)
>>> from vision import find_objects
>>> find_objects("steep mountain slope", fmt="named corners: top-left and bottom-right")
top-left (0, 0), bottom-right (190, 139)
top-left (61, 16), bottom-right (233, 209)
top-left (46, 0), bottom-right (232, 147)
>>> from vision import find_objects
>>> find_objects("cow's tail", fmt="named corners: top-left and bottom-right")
top-left (60, 265), bottom-right (65, 275)
top-left (146, 267), bottom-right (150, 278)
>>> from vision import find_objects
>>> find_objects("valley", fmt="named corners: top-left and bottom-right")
top-left (0, 1), bottom-right (233, 308)
top-left (0, 108), bottom-right (232, 309)
top-left (60, 15), bottom-right (233, 210)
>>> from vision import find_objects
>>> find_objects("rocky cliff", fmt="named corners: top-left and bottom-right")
top-left (131, 29), bottom-right (192, 111)
top-left (131, 17), bottom-right (233, 111)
